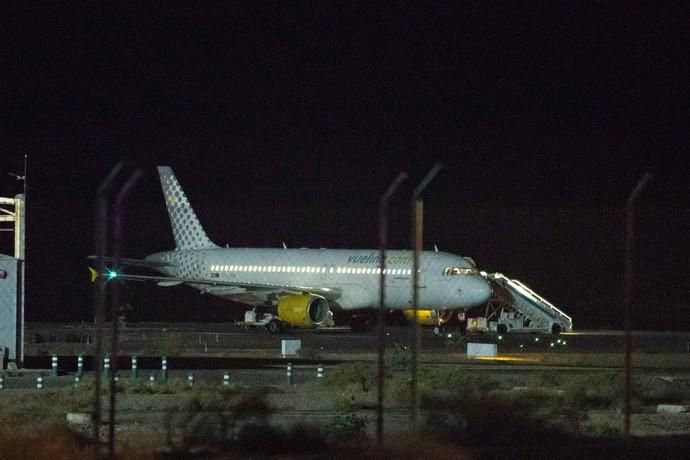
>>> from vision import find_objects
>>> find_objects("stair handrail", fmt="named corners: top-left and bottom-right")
top-left (509, 278), bottom-right (573, 324)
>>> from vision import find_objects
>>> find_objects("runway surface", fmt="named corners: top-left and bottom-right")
top-left (25, 322), bottom-right (690, 355)
top-left (16, 322), bottom-right (690, 375)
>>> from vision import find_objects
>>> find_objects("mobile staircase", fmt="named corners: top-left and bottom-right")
top-left (481, 272), bottom-right (573, 334)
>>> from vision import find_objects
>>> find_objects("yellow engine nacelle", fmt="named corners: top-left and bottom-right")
top-left (402, 308), bottom-right (452, 326)
top-left (277, 294), bottom-right (330, 328)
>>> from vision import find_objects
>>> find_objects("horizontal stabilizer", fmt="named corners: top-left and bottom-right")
top-left (86, 256), bottom-right (175, 269)
top-left (158, 281), bottom-right (183, 287)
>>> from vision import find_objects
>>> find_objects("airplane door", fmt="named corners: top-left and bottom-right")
top-left (417, 254), bottom-right (434, 286)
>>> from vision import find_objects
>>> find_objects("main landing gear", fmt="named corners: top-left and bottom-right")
top-left (266, 318), bottom-right (283, 334)
top-left (239, 310), bottom-right (284, 334)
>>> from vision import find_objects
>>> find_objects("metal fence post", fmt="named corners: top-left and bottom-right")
top-left (624, 173), bottom-right (652, 440)
top-left (377, 171), bottom-right (408, 444)
top-left (411, 164), bottom-right (443, 429)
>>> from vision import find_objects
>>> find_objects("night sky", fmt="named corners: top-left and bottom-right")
top-left (1, 3), bottom-right (689, 329)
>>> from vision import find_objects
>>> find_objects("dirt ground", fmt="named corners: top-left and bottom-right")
top-left (3, 354), bottom-right (690, 457)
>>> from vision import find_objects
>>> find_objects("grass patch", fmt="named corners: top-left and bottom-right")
top-left (385, 342), bottom-right (411, 369)
top-left (121, 376), bottom-right (197, 394)
top-left (419, 367), bottom-right (500, 399)
top-left (320, 362), bottom-right (414, 409)
top-left (637, 376), bottom-right (690, 404)
top-left (561, 372), bottom-right (626, 409)
top-left (0, 388), bottom-right (93, 425)
top-left (326, 412), bottom-right (371, 444)
top-left (423, 390), bottom-right (577, 447)
top-left (322, 362), bottom-right (378, 392)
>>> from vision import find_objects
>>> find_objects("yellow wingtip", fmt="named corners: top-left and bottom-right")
top-left (88, 267), bottom-right (99, 283)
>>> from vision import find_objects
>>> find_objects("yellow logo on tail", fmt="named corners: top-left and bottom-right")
top-left (88, 267), bottom-right (99, 283)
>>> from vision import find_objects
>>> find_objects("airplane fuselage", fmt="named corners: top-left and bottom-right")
top-left (146, 248), bottom-right (491, 311)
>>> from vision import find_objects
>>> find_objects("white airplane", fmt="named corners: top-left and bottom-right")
top-left (91, 166), bottom-right (492, 332)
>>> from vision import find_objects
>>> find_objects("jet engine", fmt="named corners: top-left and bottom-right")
top-left (277, 294), bottom-right (330, 327)
top-left (402, 308), bottom-right (452, 326)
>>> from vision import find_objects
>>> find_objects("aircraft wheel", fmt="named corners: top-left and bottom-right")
top-left (267, 319), bottom-right (283, 334)
top-left (551, 324), bottom-right (562, 335)
top-left (497, 324), bottom-right (508, 335)
top-left (433, 326), bottom-right (447, 336)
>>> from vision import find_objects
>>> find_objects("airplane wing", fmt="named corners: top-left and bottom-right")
top-left (88, 267), bottom-right (341, 301)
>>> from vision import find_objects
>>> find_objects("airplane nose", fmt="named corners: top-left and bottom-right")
top-left (465, 275), bottom-right (492, 306)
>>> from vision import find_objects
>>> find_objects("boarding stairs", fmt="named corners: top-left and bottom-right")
top-left (482, 272), bottom-right (573, 334)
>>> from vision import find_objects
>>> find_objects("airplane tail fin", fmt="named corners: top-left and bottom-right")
top-left (157, 166), bottom-right (217, 250)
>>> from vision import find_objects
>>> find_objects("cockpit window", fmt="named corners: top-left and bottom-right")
top-left (442, 266), bottom-right (478, 276)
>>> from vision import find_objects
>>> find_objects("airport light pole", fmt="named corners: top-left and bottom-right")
top-left (410, 164), bottom-right (443, 427)
top-left (623, 172), bottom-right (652, 440)
top-left (377, 172), bottom-right (407, 444)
